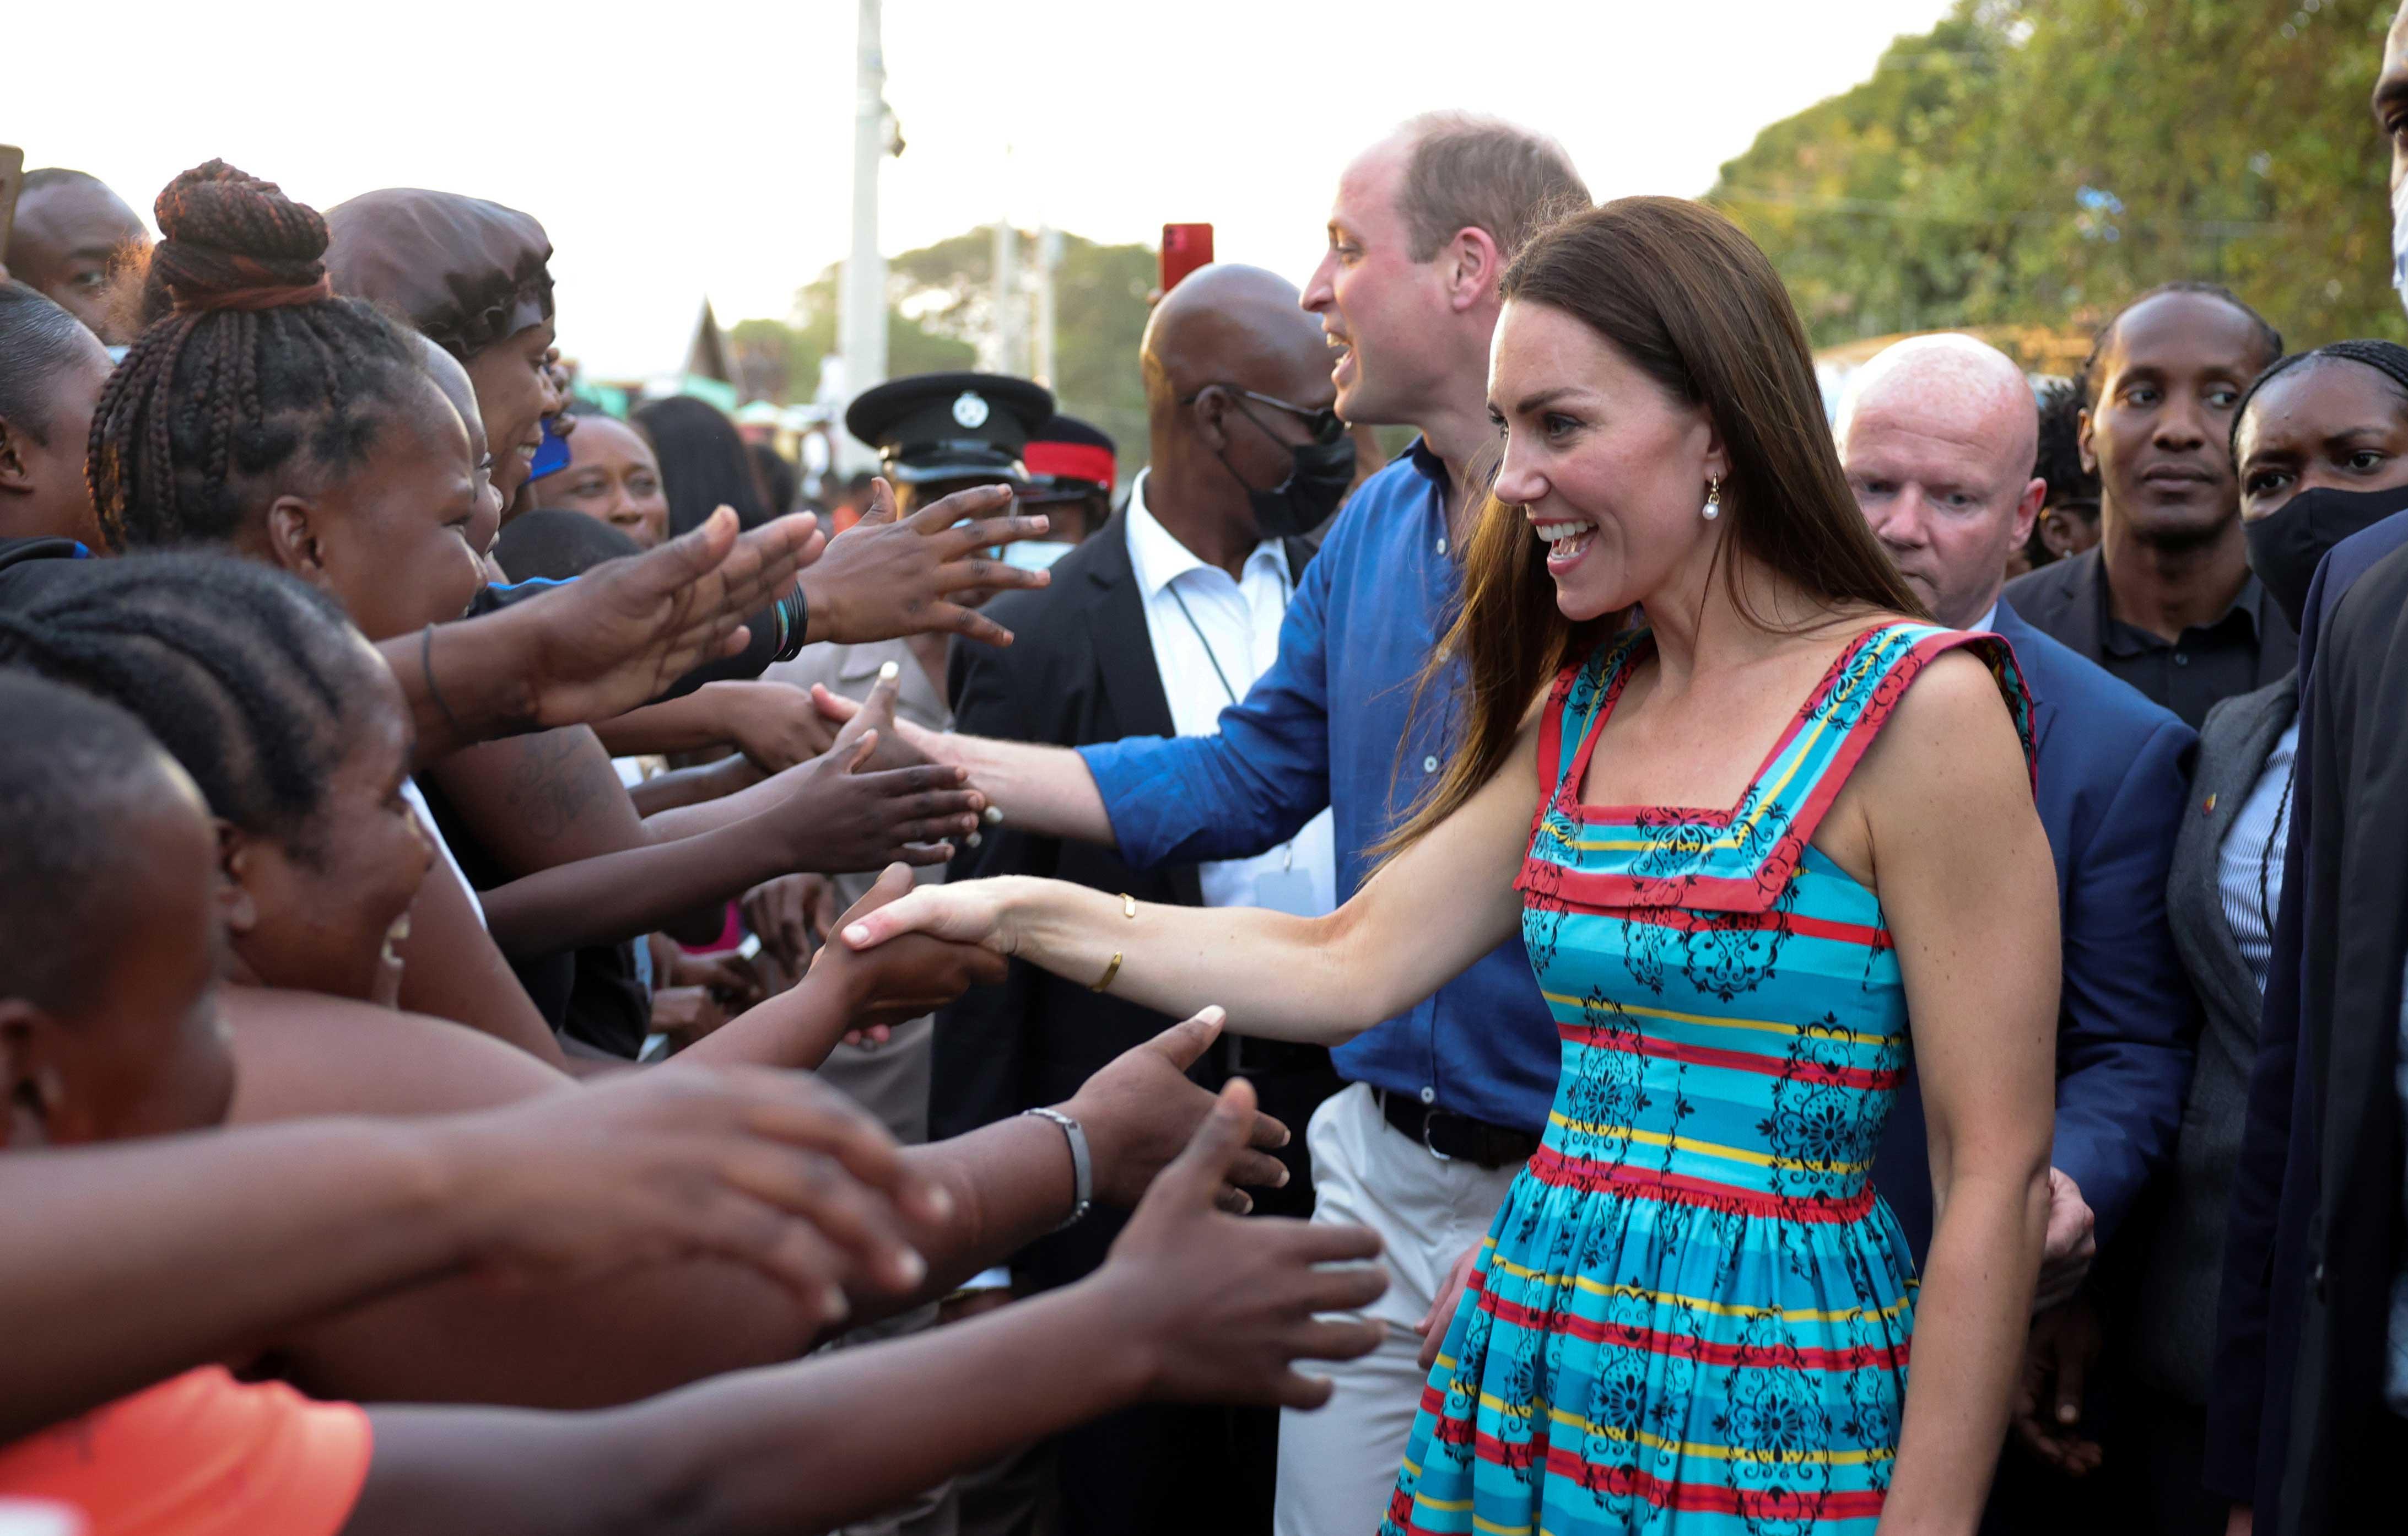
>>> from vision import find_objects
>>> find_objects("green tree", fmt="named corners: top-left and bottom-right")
top-left (731, 229), bottom-right (1154, 473)
top-left (1709, 0), bottom-right (2398, 357)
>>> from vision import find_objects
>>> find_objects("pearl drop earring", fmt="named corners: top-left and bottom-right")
top-left (1702, 476), bottom-right (1723, 522)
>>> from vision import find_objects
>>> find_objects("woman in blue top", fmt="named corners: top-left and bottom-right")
top-left (846, 197), bottom-right (2058, 1534)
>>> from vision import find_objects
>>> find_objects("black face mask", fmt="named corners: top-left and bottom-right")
top-left (1216, 397), bottom-right (1358, 540)
top-left (2243, 483), bottom-right (2408, 634)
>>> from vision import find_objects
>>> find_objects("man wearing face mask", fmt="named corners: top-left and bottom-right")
top-left (922, 263), bottom-right (1347, 1535)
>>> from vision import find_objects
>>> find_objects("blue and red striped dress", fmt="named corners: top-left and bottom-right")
top-left (1381, 621), bottom-right (2033, 1536)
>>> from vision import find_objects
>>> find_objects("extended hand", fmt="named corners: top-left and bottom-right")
top-left (2011, 1292), bottom-right (2103, 1475)
top-left (1416, 1244), bottom-right (1482, 1371)
top-left (809, 865), bottom-right (1007, 1029)
top-left (522, 506), bottom-right (823, 729)
top-left (701, 680), bottom-right (840, 773)
top-left (1062, 1008), bottom-right (1292, 1211)
top-left (837, 875), bottom-right (1017, 956)
top-left (811, 683), bottom-right (948, 771)
top-left (435, 1063), bottom-right (952, 1324)
top-left (743, 872), bottom-right (844, 978)
top-left (764, 674), bottom-right (986, 874)
top-left (2034, 1167), bottom-right (2096, 1310)
top-left (802, 479), bottom-right (1054, 648)
top-left (1099, 1076), bottom-right (1389, 1408)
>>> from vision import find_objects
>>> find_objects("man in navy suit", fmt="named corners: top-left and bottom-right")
top-left (1837, 335), bottom-right (2199, 1511)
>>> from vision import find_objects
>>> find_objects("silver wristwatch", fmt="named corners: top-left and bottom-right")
top-left (1021, 1106), bottom-right (1092, 1231)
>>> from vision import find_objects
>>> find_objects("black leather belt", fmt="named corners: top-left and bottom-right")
top-left (1226, 1035), bottom-right (1330, 1077)
top-left (1375, 1089), bottom-right (1541, 1169)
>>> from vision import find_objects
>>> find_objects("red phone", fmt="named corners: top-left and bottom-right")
top-left (1160, 223), bottom-right (1214, 294)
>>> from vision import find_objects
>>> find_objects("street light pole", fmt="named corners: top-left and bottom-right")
top-left (836, 0), bottom-right (888, 465)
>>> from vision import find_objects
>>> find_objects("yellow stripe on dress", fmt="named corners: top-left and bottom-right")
top-left (1480, 1251), bottom-right (1913, 1323)
top-left (1545, 1112), bottom-right (1876, 1175)
top-left (1538, 991), bottom-right (1893, 1048)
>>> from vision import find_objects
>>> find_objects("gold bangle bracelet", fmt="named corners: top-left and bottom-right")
top-left (1089, 894), bottom-right (1136, 992)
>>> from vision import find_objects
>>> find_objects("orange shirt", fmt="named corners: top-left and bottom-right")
top-left (0, 1368), bottom-right (370, 1536)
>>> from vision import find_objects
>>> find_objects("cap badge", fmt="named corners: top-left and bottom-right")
top-left (952, 392), bottom-right (990, 429)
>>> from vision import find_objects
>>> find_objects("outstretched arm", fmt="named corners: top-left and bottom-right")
top-left (387, 508), bottom-right (822, 761)
top-left (840, 714), bottom-right (1542, 1045)
top-left (1850, 651), bottom-right (2058, 1530)
top-left (0, 1063), bottom-right (942, 1443)
top-left (343, 1080), bottom-right (1387, 1536)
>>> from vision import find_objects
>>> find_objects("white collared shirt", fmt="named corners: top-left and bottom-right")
top-left (1124, 472), bottom-right (1337, 913)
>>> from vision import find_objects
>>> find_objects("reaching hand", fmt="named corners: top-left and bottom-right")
top-left (808, 865), bottom-right (1007, 1030)
top-left (743, 872), bottom-right (844, 978)
top-left (837, 875), bottom-right (1018, 956)
top-left (520, 506), bottom-right (824, 730)
top-left (2034, 1167), bottom-right (2096, 1310)
top-left (1098, 1076), bottom-right (1389, 1408)
top-left (434, 1063), bottom-right (952, 1325)
top-left (1061, 1008), bottom-right (1292, 1211)
top-left (2011, 1292), bottom-right (2103, 1476)
top-left (801, 479), bottom-right (1054, 648)
top-left (811, 683), bottom-right (949, 770)
top-left (649, 986), bottom-right (733, 1046)
top-left (1416, 1244), bottom-right (1482, 1371)
top-left (665, 946), bottom-right (768, 1011)
top-left (760, 673), bottom-right (987, 874)
top-left (701, 680), bottom-right (840, 773)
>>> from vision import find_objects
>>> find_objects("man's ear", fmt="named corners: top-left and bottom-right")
top-left (263, 494), bottom-right (330, 582)
top-left (0, 998), bottom-right (67, 1150)
top-left (1192, 385), bottom-right (1234, 454)
top-left (2013, 477), bottom-right (2047, 548)
top-left (1444, 227), bottom-right (1505, 315)
top-left (2076, 407), bottom-right (2097, 477)
top-left (214, 819), bottom-right (260, 939)
top-left (0, 417), bottom-right (35, 497)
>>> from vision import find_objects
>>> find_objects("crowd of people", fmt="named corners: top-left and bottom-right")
top-left (8, 10), bottom-right (2408, 1536)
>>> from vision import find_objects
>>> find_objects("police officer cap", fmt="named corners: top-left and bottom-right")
top-left (845, 371), bottom-right (1056, 484)
top-left (1023, 414), bottom-right (1117, 499)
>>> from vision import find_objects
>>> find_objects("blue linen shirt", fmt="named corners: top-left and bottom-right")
top-left (1078, 441), bottom-right (1559, 1131)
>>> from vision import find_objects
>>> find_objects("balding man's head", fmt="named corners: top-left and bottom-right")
top-left (1143, 264), bottom-right (1329, 409)
top-left (1142, 263), bottom-right (1347, 548)
top-left (1837, 334), bottom-right (2047, 629)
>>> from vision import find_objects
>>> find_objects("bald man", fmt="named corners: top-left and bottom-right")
top-left (929, 263), bottom-right (1348, 1536)
top-left (3, 170), bottom-right (149, 345)
top-left (1839, 333), bottom-right (2200, 1511)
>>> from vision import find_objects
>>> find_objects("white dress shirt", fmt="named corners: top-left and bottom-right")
top-left (1124, 473), bottom-right (1337, 914)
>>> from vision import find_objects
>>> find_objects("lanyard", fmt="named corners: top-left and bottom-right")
top-left (1163, 558), bottom-right (1291, 708)
top-left (1162, 559), bottom-right (1298, 870)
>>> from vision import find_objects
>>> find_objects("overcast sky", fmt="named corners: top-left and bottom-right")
top-left (13, 0), bottom-right (1953, 376)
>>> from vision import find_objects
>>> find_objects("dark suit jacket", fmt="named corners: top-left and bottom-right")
top-left (1872, 601), bottom-right (2199, 1261)
top-left (2209, 539), bottom-right (2408, 1533)
top-left (2137, 676), bottom-right (2294, 1408)
top-left (2001, 546), bottom-right (2297, 725)
top-left (930, 510), bottom-right (1317, 1289)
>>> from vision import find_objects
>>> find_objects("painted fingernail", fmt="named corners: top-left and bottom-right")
top-left (822, 1285), bottom-right (851, 1323)
top-left (843, 924), bottom-right (871, 945)
top-left (983, 806), bottom-right (1004, 825)
top-left (966, 832), bottom-right (983, 848)
top-left (894, 1249), bottom-right (926, 1287)
top-left (878, 660), bottom-right (900, 683)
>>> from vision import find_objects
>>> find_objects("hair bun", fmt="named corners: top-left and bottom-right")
top-left (148, 160), bottom-right (330, 312)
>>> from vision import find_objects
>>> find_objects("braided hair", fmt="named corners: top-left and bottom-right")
top-left (0, 552), bottom-right (377, 865)
top-left (86, 160), bottom-right (430, 553)
top-left (2228, 339), bottom-right (2408, 461)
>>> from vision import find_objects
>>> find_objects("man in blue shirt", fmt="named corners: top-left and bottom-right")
top-left (843, 112), bottom-right (1587, 1534)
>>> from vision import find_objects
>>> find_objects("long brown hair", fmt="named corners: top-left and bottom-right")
top-left (1380, 196), bottom-right (1923, 857)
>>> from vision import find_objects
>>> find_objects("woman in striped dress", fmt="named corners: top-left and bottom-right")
top-left (844, 197), bottom-right (2059, 1533)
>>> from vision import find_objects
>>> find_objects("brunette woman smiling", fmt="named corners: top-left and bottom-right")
top-left (847, 198), bottom-right (2059, 1534)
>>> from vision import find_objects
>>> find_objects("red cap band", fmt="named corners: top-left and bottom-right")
top-left (1023, 441), bottom-right (1115, 489)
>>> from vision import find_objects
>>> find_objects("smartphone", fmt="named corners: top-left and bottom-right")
top-left (529, 413), bottom-right (571, 481)
top-left (1160, 223), bottom-right (1214, 294)
top-left (0, 146), bottom-right (24, 265)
